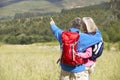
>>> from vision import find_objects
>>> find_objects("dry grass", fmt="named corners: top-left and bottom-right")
top-left (92, 50), bottom-right (120, 80)
top-left (0, 44), bottom-right (60, 80)
top-left (0, 44), bottom-right (119, 80)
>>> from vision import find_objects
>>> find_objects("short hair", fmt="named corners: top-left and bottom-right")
top-left (71, 17), bottom-right (81, 28)
top-left (82, 17), bottom-right (98, 33)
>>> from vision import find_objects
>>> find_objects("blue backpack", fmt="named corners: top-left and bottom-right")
top-left (90, 41), bottom-right (104, 60)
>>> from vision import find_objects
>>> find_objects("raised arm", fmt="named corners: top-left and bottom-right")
top-left (50, 17), bottom-right (63, 43)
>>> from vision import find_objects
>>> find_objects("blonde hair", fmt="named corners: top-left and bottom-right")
top-left (82, 17), bottom-right (98, 33)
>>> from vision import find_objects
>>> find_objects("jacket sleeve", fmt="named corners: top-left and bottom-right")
top-left (78, 30), bottom-right (103, 52)
top-left (50, 24), bottom-right (63, 43)
top-left (79, 47), bottom-right (92, 59)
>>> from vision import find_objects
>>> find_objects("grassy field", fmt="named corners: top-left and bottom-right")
top-left (0, 43), bottom-right (120, 80)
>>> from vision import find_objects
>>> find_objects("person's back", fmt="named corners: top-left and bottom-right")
top-left (79, 16), bottom-right (99, 64)
top-left (50, 17), bottom-right (85, 73)
top-left (79, 17), bottom-right (103, 79)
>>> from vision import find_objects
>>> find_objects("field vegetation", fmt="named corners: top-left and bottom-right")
top-left (0, 42), bottom-right (120, 80)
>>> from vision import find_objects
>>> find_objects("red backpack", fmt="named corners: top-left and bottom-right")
top-left (60, 31), bottom-right (84, 66)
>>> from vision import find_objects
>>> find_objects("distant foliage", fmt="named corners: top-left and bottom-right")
top-left (110, 0), bottom-right (120, 20)
top-left (0, 2), bottom-right (120, 44)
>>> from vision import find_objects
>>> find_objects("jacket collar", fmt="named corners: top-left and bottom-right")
top-left (69, 28), bottom-right (80, 33)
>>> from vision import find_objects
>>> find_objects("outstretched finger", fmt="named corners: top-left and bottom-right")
top-left (50, 17), bottom-right (53, 21)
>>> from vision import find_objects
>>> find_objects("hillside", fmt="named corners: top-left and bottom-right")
top-left (0, 2), bottom-right (120, 44)
top-left (0, 0), bottom-right (109, 19)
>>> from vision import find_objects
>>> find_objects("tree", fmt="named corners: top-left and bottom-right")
top-left (110, 0), bottom-right (120, 20)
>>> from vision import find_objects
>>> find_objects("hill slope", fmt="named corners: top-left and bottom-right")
top-left (0, 2), bottom-right (120, 44)
top-left (0, 0), bottom-right (109, 19)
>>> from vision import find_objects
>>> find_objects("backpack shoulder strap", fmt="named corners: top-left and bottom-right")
top-left (93, 41), bottom-right (103, 55)
top-left (90, 41), bottom-right (104, 60)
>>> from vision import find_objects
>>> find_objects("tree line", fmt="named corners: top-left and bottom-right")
top-left (0, 2), bottom-right (120, 44)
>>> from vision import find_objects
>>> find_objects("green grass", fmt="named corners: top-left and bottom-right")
top-left (0, 43), bottom-right (119, 80)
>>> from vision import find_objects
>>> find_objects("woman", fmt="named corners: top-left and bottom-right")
top-left (79, 17), bottom-right (102, 80)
